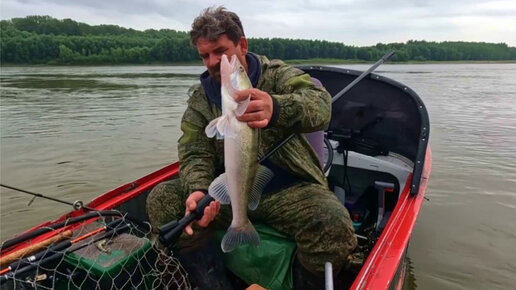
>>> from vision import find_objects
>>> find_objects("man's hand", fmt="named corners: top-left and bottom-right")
top-left (184, 191), bottom-right (220, 235)
top-left (234, 88), bottom-right (273, 128)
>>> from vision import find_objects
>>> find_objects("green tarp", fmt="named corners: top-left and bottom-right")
top-left (215, 223), bottom-right (296, 290)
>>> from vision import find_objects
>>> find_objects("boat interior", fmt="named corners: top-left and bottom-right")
top-left (1, 65), bottom-right (430, 289)
top-left (115, 65), bottom-right (430, 288)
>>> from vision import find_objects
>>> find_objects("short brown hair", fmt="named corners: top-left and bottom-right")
top-left (190, 6), bottom-right (245, 46)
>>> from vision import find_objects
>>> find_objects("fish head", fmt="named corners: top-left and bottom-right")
top-left (221, 55), bottom-right (238, 96)
top-left (196, 35), bottom-right (248, 83)
top-left (221, 54), bottom-right (252, 101)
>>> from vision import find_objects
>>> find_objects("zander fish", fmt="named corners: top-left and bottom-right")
top-left (205, 54), bottom-right (273, 253)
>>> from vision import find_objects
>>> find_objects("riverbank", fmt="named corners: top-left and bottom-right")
top-left (2, 59), bottom-right (515, 67)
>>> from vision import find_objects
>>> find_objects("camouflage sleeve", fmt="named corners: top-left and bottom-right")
top-left (270, 64), bottom-right (331, 133)
top-left (177, 85), bottom-right (216, 194)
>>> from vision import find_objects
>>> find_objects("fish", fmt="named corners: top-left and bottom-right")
top-left (205, 54), bottom-right (273, 253)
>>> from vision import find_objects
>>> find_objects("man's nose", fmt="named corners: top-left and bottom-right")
top-left (207, 54), bottom-right (220, 68)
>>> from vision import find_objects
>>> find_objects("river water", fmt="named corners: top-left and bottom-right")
top-left (1, 63), bottom-right (515, 289)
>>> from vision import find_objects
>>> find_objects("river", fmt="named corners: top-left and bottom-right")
top-left (1, 63), bottom-right (515, 289)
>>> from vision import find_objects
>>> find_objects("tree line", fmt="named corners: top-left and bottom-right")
top-left (1, 15), bottom-right (515, 64)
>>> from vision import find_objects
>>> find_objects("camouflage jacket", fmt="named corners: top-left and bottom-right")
top-left (178, 54), bottom-right (331, 195)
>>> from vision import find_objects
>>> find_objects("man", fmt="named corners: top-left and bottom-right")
top-left (146, 6), bottom-right (357, 289)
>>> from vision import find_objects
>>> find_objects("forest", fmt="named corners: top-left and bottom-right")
top-left (1, 16), bottom-right (515, 64)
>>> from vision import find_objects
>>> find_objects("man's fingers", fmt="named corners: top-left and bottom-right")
top-left (237, 111), bottom-right (266, 122)
top-left (199, 206), bottom-right (212, 227)
top-left (184, 197), bottom-right (220, 234)
top-left (185, 223), bottom-right (194, 236)
top-left (196, 201), bottom-right (219, 228)
top-left (244, 101), bottom-right (263, 113)
top-left (185, 198), bottom-right (197, 212)
top-left (248, 119), bottom-right (269, 128)
top-left (198, 206), bottom-right (211, 227)
top-left (183, 191), bottom-right (210, 235)
top-left (233, 88), bottom-right (273, 128)
top-left (234, 89), bottom-right (254, 102)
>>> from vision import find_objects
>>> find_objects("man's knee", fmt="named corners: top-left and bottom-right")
top-left (146, 179), bottom-right (185, 231)
top-left (297, 198), bottom-right (357, 273)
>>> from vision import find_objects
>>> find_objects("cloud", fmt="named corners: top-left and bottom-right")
top-left (1, 0), bottom-right (515, 46)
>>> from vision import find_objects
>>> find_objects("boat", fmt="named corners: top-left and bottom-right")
top-left (0, 64), bottom-right (431, 289)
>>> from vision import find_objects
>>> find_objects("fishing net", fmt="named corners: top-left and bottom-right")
top-left (0, 212), bottom-right (190, 289)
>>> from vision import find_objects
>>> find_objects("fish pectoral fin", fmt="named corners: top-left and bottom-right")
top-left (221, 221), bottom-right (260, 253)
top-left (234, 97), bottom-right (250, 117)
top-left (248, 165), bottom-right (274, 210)
top-left (208, 173), bottom-right (231, 204)
top-left (205, 117), bottom-right (223, 139)
top-left (216, 115), bottom-right (232, 138)
top-left (206, 116), bottom-right (233, 140)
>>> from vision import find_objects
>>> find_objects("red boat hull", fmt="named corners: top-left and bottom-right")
top-left (351, 148), bottom-right (431, 289)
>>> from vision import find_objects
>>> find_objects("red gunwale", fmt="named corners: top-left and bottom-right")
top-left (351, 147), bottom-right (432, 289)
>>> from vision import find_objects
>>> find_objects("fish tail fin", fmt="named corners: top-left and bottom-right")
top-left (248, 165), bottom-right (274, 210)
top-left (221, 220), bottom-right (260, 253)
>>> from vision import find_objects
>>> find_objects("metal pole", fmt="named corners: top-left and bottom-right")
top-left (325, 262), bottom-right (333, 290)
top-left (332, 50), bottom-right (395, 103)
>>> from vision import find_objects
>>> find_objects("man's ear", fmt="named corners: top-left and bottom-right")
top-left (239, 37), bottom-right (248, 54)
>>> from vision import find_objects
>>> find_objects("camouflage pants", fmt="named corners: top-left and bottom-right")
top-left (146, 178), bottom-right (357, 273)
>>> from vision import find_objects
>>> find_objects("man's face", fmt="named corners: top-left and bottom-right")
top-left (196, 34), bottom-right (248, 82)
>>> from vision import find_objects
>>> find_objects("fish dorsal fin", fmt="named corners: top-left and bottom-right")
top-left (208, 173), bottom-right (231, 204)
top-left (248, 165), bottom-right (274, 210)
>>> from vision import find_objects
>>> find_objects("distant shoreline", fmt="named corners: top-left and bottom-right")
top-left (284, 59), bottom-right (516, 65)
top-left (4, 16), bottom-right (515, 65)
top-left (1, 59), bottom-right (515, 67)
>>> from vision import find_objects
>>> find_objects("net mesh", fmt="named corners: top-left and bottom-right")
top-left (1, 213), bottom-right (190, 290)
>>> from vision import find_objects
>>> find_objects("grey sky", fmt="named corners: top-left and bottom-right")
top-left (1, 0), bottom-right (515, 46)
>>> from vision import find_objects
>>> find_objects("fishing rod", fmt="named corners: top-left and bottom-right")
top-left (0, 184), bottom-right (95, 211)
top-left (159, 194), bottom-right (214, 247)
top-left (158, 50), bottom-right (396, 248)
top-left (0, 220), bottom-right (131, 283)
top-left (0, 230), bottom-right (73, 268)
top-left (1, 210), bottom-right (123, 252)
top-left (0, 219), bottom-right (124, 275)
